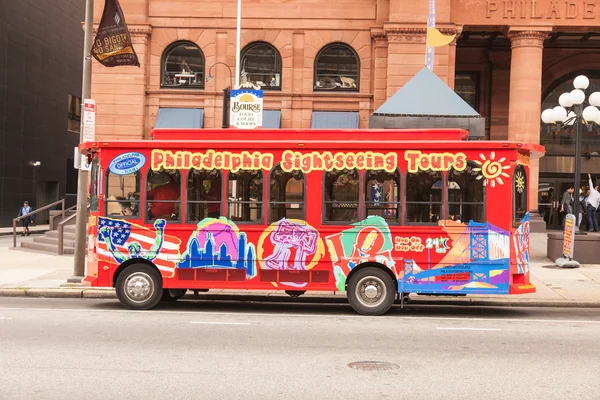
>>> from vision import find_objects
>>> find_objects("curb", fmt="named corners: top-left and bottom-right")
top-left (1, 288), bottom-right (599, 308)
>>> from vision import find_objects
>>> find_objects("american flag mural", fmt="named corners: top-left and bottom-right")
top-left (371, 182), bottom-right (383, 206)
top-left (97, 217), bottom-right (181, 278)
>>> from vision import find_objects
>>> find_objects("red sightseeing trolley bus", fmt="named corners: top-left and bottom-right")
top-left (80, 128), bottom-right (543, 315)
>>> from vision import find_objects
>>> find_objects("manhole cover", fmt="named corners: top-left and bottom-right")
top-left (348, 361), bottom-right (399, 371)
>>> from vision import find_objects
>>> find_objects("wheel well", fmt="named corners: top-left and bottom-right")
top-left (345, 262), bottom-right (398, 292)
top-left (112, 259), bottom-right (161, 288)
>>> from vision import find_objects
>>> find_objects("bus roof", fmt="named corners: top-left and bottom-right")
top-left (81, 129), bottom-right (545, 159)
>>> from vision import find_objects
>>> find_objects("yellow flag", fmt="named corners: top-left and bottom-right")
top-left (426, 27), bottom-right (455, 48)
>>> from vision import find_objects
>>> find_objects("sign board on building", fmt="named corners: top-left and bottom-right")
top-left (230, 89), bottom-right (263, 129)
top-left (562, 213), bottom-right (576, 259)
top-left (82, 99), bottom-right (96, 142)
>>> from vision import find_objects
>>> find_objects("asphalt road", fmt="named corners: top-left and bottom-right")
top-left (1, 298), bottom-right (599, 400)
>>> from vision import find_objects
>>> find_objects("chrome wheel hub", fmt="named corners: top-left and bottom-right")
top-left (356, 276), bottom-right (386, 308)
top-left (124, 272), bottom-right (154, 303)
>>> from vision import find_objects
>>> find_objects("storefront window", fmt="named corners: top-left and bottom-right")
top-left (161, 41), bottom-right (205, 88)
top-left (365, 170), bottom-right (400, 223)
top-left (146, 169), bottom-right (181, 222)
top-left (187, 170), bottom-right (222, 222)
top-left (228, 171), bottom-right (263, 223)
top-left (447, 163), bottom-right (485, 223)
top-left (314, 43), bottom-right (359, 92)
top-left (269, 166), bottom-right (304, 222)
top-left (406, 170), bottom-right (442, 224)
top-left (454, 72), bottom-right (479, 112)
top-left (240, 42), bottom-right (281, 90)
top-left (514, 165), bottom-right (528, 223)
top-left (324, 169), bottom-right (359, 222)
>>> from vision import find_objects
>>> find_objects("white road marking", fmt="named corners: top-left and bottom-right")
top-left (0, 316), bottom-right (12, 320)
top-left (437, 327), bottom-right (501, 331)
top-left (190, 321), bottom-right (250, 326)
top-left (0, 307), bottom-right (598, 325)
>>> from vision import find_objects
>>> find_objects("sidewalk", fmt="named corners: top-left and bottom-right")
top-left (0, 224), bottom-right (50, 236)
top-left (0, 233), bottom-right (599, 308)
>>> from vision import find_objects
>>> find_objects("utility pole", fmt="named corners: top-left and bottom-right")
top-left (69, 0), bottom-right (94, 283)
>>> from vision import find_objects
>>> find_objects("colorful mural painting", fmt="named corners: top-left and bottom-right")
top-left (178, 218), bottom-right (257, 279)
top-left (325, 216), bottom-right (396, 292)
top-left (513, 212), bottom-right (531, 274)
top-left (96, 217), bottom-right (181, 278)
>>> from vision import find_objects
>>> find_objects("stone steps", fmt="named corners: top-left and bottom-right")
top-left (18, 225), bottom-right (84, 255)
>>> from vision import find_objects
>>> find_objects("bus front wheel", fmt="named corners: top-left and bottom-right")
top-left (115, 264), bottom-right (163, 310)
top-left (347, 268), bottom-right (395, 316)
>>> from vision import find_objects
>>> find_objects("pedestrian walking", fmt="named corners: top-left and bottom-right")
top-left (586, 174), bottom-right (600, 232)
top-left (560, 186), bottom-right (574, 227)
top-left (17, 201), bottom-right (33, 236)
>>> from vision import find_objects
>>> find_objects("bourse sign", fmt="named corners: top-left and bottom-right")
top-left (230, 89), bottom-right (263, 129)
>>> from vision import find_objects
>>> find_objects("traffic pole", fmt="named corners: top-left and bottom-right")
top-left (69, 0), bottom-right (94, 283)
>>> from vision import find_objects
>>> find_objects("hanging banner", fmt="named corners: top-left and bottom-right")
top-left (82, 99), bottom-right (96, 143)
top-left (230, 89), bottom-right (263, 129)
top-left (562, 214), bottom-right (576, 259)
top-left (91, 0), bottom-right (140, 67)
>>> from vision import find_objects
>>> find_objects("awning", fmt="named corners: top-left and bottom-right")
top-left (155, 108), bottom-right (204, 128)
top-left (263, 110), bottom-right (281, 128)
top-left (311, 111), bottom-right (359, 129)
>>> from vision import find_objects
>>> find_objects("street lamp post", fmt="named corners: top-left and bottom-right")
top-left (541, 75), bottom-right (600, 266)
top-left (206, 62), bottom-right (233, 128)
top-left (541, 75), bottom-right (600, 234)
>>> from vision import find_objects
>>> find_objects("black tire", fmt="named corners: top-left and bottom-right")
top-left (347, 267), bottom-right (396, 316)
top-left (161, 289), bottom-right (187, 302)
top-left (115, 263), bottom-right (163, 310)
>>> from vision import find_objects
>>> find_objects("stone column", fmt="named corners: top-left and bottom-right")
top-left (370, 29), bottom-right (388, 110)
top-left (506, 28), bottom-right (549, 232)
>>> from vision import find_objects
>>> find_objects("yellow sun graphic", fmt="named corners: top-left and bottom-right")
top-left (472, 152), bottom-right (510, 188)
top-left (515, 171), bottom-right (525, 193)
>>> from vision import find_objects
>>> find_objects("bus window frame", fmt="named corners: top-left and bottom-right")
top-left (364, 168), bottom-right (402, 225)
top-left (226, 169), bottom-right (265, 225)
top-left (267, 163), bottom-right (306, 224)
top-left (90, 155), bottom-right (100, 212)
top-left (104, 169), bottom-right (142, 219)
top-left (322, 168), bottom-right (361, 225)
top-left (446, 161), bottom-right (486, 223)
top-left (145, 168), bottom-right (183, 223)
top-left (404, 169), bottom-right (444, 225)
top-left (186, 169), bottom-right (224, 223)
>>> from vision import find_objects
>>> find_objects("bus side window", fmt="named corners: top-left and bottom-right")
top-left (228, 170), bottom-right (263, 223)
top-left (405, 170), bottom-right (442, 224)
top-left (269, 165), bottom-right (305, 222)
top-left (324, 169), bottom-right (359, 223)
top-left (513, 165), bottom-right (527, 224)
top-left (89, 156), bottom-right (100, 212)
top-left (106, 170), bottom-right (141, 218)
top-left (146, 169), bottom-right (181, 222)
top-left (447, 162), bottom-right (485, 223)
top-left (187, 169), bottom-right (222, 222)
top-left (365, 170), bottom-right (400, 223)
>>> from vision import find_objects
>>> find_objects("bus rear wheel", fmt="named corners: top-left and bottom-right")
top-left (161, 289), bottom-right (187, 302)
top-left (347, 268), bottom-right (395, 316)
top-left (115, 264), bottom-right (163, 310)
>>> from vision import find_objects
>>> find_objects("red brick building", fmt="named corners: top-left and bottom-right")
top-left (90, 0), bottom-right (600, 229)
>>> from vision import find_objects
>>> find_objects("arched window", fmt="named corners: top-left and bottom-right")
top-left (105, 169), bottom-right (141, 218)
top-left (314, 43), bottom-right (359, 92)
top-left (405, 170), bottom-right (443, 224)
top-left (240, 42), bottom-right (282, 90)
top-left (447, 163), bottom-right (485, 223)
top-left (187, 170), bottom-right (222, 222)
top-left (146, 169), bottom-right (181, 222)
top-left (269, 165), bottom-right (304, 222)
top-left (161, 41), bottom-right (205, 88)
top-left (514, 165), bottom-right (528, 223)
top-left (365, 170), bottom-right (400, 223)
top-left (228, 170), bottom-right (263, 223)
top-left (324, 169), bottom-right (359, 223)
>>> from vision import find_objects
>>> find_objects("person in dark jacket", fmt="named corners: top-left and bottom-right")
top-left (560, 186), bottom-right (574, 228)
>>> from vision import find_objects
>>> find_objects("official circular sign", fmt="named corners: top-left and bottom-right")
top-left (109, 152), bottom-right (146, 175)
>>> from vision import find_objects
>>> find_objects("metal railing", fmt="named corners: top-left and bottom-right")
top-left (12, 199), bottom-right (65, 248)
top-left (58, 205), bottom-right (90, 255)
top-left (49, 203), bottom-right (78, 230)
